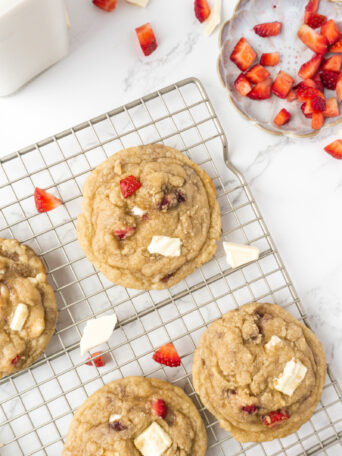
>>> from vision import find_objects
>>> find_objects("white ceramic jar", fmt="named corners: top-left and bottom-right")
top-left (0, 0), bottom-right (69, 96)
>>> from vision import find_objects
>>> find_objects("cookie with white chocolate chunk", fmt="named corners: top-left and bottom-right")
top-left (77, 144), bottom-right (221, 290)
top-left (193, 302), bottom-right (326, 442)
top-left (62, 376), bottom-right (207, 456)
top-left (0, 238), bottom-right (57, 377)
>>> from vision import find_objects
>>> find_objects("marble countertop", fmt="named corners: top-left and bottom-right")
top-left (0, 0), bottom-right (341, 441)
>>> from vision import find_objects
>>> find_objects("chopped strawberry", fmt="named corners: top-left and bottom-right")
top-left (272, 71), bottom-right (294, 98)
top-left (295, 79), bottom-right (317, 91)
top-left (242, 405), bottom-right (259, 414)
top-left (304, 0), bottom-right (320, 16)
top-left (307, 95), bottom-right (326, 112)
top-left (86, 352), bottom-right (105, 367)
top-left (153, 343), bottom-right (181, 367)
top-left (120, 175), bottom-right (142, 198)
top-left (329, 38), bottom-right (342, 53)
top-left (260, 52), bottom-right (280, 67)
top-left (151, 398), bottom-right (168, 419)
top-left (194, 0), bottom-right (210, 23)
top-left (286, 90), bottom-right (297, 102)
top-left (114, 227), bottom-right (136, 240)
top-left (298, 54), bottom-right (322, 79)
top-left (234, 73), bottom-right (252, 96)
top-left (313, 73), bottom-right (325, 92)
top-left (230, 37), bottom-right (256, 71)
top-left (247, 77), bottom-right (272, 100)
top-left (34, 188), bottom-right (62, 213)
top-left (263, 410), bottom-right (290, 426)
top-left (323, 55), bottom-right (342, 72)
top-left (320, 69), bottom-right (340, 90)
top-left (321, 19), bottom-right (340, 45)
top-left (301, 103), bottom-right (313, 118)
top-left (298, 24), bottom-right (328, 54)
top-left (11, 355), bottom-right (20, 365)
top-left (324, 140), bottom-right (342, 159)
top-left (253, 22), bottom-right (282, 37)
top-left (245, 64), bottom-right (270, 83)
top-left (274, 108), bottom-right (291, 126)
top-left (93, 0), bottom-right (117, 12)
top-left (323, 98), bottom-right (339, 117)
top-left (336, 73), bottom-right (342, 101)
top-left (296, 85), bottom-right (324, 102)
top-left (135, 23), bottom-right (157, 56)
top-left (306, 14), bottom-right (327, 29)
top-left (312, 112), bottom-right (325, 129)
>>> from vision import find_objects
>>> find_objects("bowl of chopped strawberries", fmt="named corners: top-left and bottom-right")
top-left (218, 0), bottom-right (342, 136)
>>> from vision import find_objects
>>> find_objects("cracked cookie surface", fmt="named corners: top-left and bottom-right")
top-left (193, 302), bottom-right (326, 442)
top-left (77, 144), bottom-right (221, 290)
top-left (0, 239), bottom-right (57, 377)
top-left (63, 376), bottom-right (207, 456)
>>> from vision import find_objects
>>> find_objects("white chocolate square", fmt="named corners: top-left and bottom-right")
top-left (274, 358), bottom-right (308, 396)
top-left (134, 422), bottom-right (172, 456)
top-left (148, 236), bottom-right (181, 257)
top-left (10, 303), bottom-right (29, 331)
top-left (223, 241), bottom-right (259, 268)
top-left (265, 335), bottom-right (282, 351)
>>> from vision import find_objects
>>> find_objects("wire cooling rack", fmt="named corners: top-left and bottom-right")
top-left (0, 78), bottom-right (341, 456)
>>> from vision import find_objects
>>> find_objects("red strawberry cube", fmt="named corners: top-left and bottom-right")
top-left (323, 98), bottom-right (339, 118)
top-left (298, 24), bottom-right (328, 54)
top-left (336, 74), bottom-right (342, 101)
top-left (324, 140), bottom-right (342, 159)
top-left (34, 188), bottom-right (62, 213)
top-left (120, 175), bottom-right (142, 198)
top-left (86, 352), bottom-right (105, 367)
top-left (321, 19), bottom-right (340, 45)
top-left (298, 54), bottom-right (322, 79)
top-left (322, 55), bottom-right (342, 72)
top-left (312, 112), bottom-right (325, 130)
top-left (194, 0), bottom-right (210, 23)
top-left (234, 74), bottom-right (252, 96)
top-left (153, 343), bottom-right (181, 367)
top-left (253, 22), bottom-right (282, 37)
top-left (245, 64), bottom-right (270, 84)
top-left (247, 77), bottom-right (272, 100)
top-left (151, 398), bottom-right (168, 419)
top-left (260, 52), bottom-right (280, 67)
top-left (274, 109), bottom-right (291, 126)
top-left (93, 0), bottom-right (117, 12)
top-left (230, 37), bottom-right (256, 71)
top-left (263, 409), bottom-right (290, 426)
top-left (329, 38), bottom-right (342, 53)
top-left (272, 71), bottom-right (294, 98)
top-left (136, 23), bottom-right (158, 56)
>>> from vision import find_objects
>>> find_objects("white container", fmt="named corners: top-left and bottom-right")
top-left (0, 0), bottom-right (69, 96)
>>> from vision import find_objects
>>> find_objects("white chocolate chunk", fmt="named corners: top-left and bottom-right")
top-left (109, 414), bottom-right (122, 423)
top-left (148, 236), bottom-right (181, 257)
top-left (132, 206), bottom-right (147, 217)
top-left (125, 0), bottom-right (149, 6)
top-left (205, 0), bottom-right (222, 36)
top-left (10, 303), bottom-right (29, 331)
top-left (265, 335), bottom-right (282, 351)
top-left (274, 358), bottom-right (308, 396)
top-left (134, 422), bottom-right (172, 456)
top-left (223, 241), bottom-right (260, 268)
top-left (80, 314), bottom-right (117, 355)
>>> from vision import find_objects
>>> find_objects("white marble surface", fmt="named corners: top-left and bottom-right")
top-left (0, 0), bottom-right (341, 441)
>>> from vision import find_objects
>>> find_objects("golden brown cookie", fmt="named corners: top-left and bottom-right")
top-left (0, 238), bottom-right (57, 377)
top-left (77, 144), bottom-right (221, 290)
top-left (63, 376), bottom-right (207, 456)
top-left (193, 302), bottom-right (326, 442)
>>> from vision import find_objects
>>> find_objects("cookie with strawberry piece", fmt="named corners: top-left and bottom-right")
top-left (193, 302), bottom-right (326, 442)
top-left (63, 377), bottom-right (207, 456)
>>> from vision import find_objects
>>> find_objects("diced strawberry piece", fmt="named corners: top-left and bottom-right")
top-left (86, 352), bottom-right (105, 367)
top-left (93, 0), bottom-right (117, 12)
top-left (320, 69), bottom-right (340, 90)
top-left (114, 227), bottom-right (136, 240)
top-left (298, 54), bottom-right (322, 79)
top-left (321, 19), bottom-right (340, 45)
top-left (336, 73), bottom-right (342, 101)
top-left (296, 85), bottom-right (324, 103)
top-left (161, 272), bottom-right (175, 283)
top-left (242, 405), bottom-right (259, 414)
top-left (120, 175), bottom-right (142, 198)
top-left (304, 0), bottom-right (320, 16)
top-left (308, 95), bottom-right (326, 112)
top-left (260, 52), bottom-right (280, 67)
top-left (298, 24), bottom-right (328, 54)
top-left (313, 73), bottom-right (324, 92)
top-left (247, 77), bottom-right (272, 100)
top-left (194, 0), bottom-right (210, 23)
top-left (306, 14), bottom-right (327, 29)
top-left (323, 98), bottom-right (339, 117)
top-left (272, 71), bottom-right (294, 98)
top-left (263, 409), bottom-right (290, 426)
top-left (34, 188), bottom-right (62, 213)
top-left (135, 23), bottom-right (157, 56)
top-left (286, 90), bottom-right (297, 102)
top-left (274, 108), bottom-right (291, 126)
top-left (301, 103), bottom-right (313, 118)
top-left (253, 22), bottom-right (282, 37)
top-left (295, 79), bottom-right (317, 91)
top-left (312, 112), bottom-right (325, 129)
top-left (151, 398), bottom-right (168, 419)
top-left (245, 64), bottom-right (270, 83)
top-left (153, 343), bottom-right (181, 367)
top-left (324, 140), bottom-right (342, 159)
top-left (323, 55), bottom-right (342, 72)
top-left (234, 74), bottom-right (252, 96)
top-left (230, 37), bottom-right (257, 71)
top-left (11, 355), bottom-right (20, 365)
top-left (329, 38), bottom-right (342, 53)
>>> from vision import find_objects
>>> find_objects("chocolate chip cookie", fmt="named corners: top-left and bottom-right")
top-left (77, 144), bottom-right (221, 290)
top-left (63, 376), bottom-right (207, 456)
top-left (0, 238), bottom-right (57, 377)
top-left (193, 302), bottom-right (326, 442)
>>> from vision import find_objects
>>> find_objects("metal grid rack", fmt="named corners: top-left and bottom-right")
top-left (0, 78), bottom-right (341, 456)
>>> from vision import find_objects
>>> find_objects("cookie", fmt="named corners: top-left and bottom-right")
top-left (77, 144), bottom-right (221, 290)
top-left (63, 376), bottom-right (207, 456)
top-left (193, 302), bottom-right (326, 442)
top-left (0, 239), bottom-right (57, 377)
